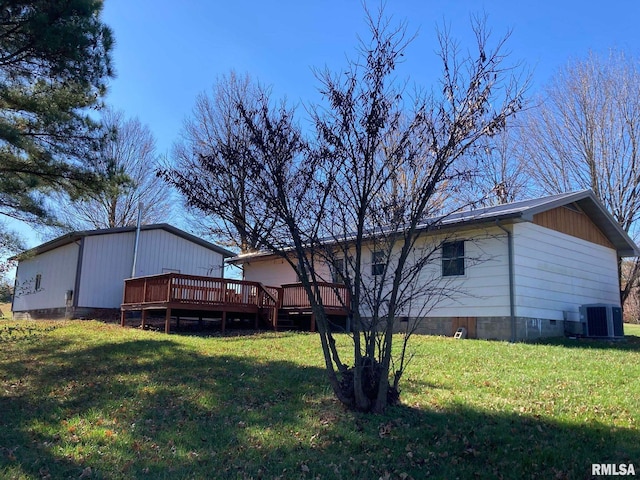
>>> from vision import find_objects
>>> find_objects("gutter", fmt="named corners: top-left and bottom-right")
top-left (496, 220), bottom-right (516, 342)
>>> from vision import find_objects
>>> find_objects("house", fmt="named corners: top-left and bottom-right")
top-left (230, 190), bottom-right (639, 341)
top-left (11, 224), bottom-right (234, 320)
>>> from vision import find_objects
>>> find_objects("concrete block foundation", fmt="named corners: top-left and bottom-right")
top-left (393, 315), bottom-right (566, 341)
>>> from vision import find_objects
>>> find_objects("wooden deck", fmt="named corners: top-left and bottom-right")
top-left (120, 273), bottom-right (349, 333)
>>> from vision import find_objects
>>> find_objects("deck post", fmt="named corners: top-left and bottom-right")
top-left (120, 310), bottom-right (125, 327)
top-left (221, 311), bottom-right (226, 333)
top-left (310, 313), bottom-right (316, 333)
top-left (165, 308), bottom-right (171, 334)
top-left (141, 309), bottom-right (147, 329)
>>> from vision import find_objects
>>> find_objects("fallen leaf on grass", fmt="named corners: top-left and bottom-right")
top-left (79, 466), bottom-right (92, 478)
top-left (378, 422), bottom-right (393, 438)
top-left (1, 446), bottom-right (18, 461)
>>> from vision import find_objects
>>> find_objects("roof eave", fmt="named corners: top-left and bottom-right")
top-left (11, 224), bottom-right (237, 261)
top-left (226, 191), bottom-right (640, 261)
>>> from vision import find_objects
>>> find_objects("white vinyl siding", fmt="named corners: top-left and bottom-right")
top-left (512, 222), bottom-right (620, 320)
top-left (134, 229), bottom-right (224, 278)
top-left (242, 256), bottom-right (334, 286)
top-left (418, 229), bottom-right (511, 318)
top-left (12, 226), bottom-right (229, 314)
top-left (240, 228), bottom-right (512, 318)
top-left (243, 257), bottom-right (302, 286)
top-left (78, 232), bottom-right (137, 308)
top-left (79, 229), bottom-right (226, 308)
top-left (12, 242), bottom-right (79, 311)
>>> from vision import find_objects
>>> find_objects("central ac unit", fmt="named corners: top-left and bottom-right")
top-left (577, 304), bottom-right (624, 338)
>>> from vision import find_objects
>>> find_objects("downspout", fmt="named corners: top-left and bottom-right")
top-left (496, 220), bottom-right (516, 342)
top-left (131, 202), bottom-right (143, 278)
top-left (72, 237), bottom-right (85, 313)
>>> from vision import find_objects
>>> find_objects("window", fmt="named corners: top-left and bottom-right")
top-left (442, 241), bottom-right (465, 276)
top-left (35, 274), bottom-right (42, 291)
top-left (331, 258), bottom-right (345, 283)
top-left (371, 251), bottom-right (385, 276)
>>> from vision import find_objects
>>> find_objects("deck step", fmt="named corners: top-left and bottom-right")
top-left (276, 312), bottom-right (298, 330)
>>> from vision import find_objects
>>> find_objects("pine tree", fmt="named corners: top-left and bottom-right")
top-left (0, 0), bottom-right (114, 225)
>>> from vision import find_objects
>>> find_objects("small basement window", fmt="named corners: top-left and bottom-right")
top-left (442, 241), bottom-right (465, 277)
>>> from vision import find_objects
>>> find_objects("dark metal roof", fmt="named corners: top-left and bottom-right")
top-left (13, 223), bottom-right (236, 260)
top-left (228, 190), bottom-right (639, 262)
top-left (428, 190), bottom-right (638, 257)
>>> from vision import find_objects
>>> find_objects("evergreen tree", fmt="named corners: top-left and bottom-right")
top-left (0, 0), bottom-right (114, 225)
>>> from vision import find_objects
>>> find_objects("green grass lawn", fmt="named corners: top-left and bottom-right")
top-left (625, 322), bottom-right (640, 337)
top-left (1, 321), bottom-right (639, 479)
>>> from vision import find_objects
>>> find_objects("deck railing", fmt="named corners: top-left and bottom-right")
top-left (122, 273), bottom-right (278, 309)
top-left (280, 282), bottom-right (349, 311)
top-left (122, 274), bottom-right (349, 315)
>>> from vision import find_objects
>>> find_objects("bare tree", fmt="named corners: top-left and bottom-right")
top-left (621, 259), bottom-right (640, 323)
top-left (456, 127), bottom-right (531, 207)
top-left (162, 72), bottom-right (277, 253)
top-left (164, 10), bottom-right (525, 412)
top-left (304, 11), bottom-right (525, 412)
top-left (54, 108), bottom-right (170, 231)
top-left (520, 50), bottom-right (640, 303)
top-left (0, 225), bottom-right (23, 281)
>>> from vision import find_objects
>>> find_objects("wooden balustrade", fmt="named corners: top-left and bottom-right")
top-left (122, 273), bottom-right (273, 308)
top-left (280, 282), bottom-right (349, 311)
top-left (121, 273), bottom-right (349, 333)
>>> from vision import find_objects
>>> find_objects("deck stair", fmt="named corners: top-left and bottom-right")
top-left (275, 311), bottom-right (298, 330)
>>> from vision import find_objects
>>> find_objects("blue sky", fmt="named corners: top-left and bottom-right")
top-left (10, 0), bottom-right (640, 250)
top-left (101, 0), bottom-right (640, 156)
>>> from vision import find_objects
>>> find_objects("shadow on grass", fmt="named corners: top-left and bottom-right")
top-left (0, 334), bottom-right (638, 479)
top-left (531, 334), bottom-right (640, 352)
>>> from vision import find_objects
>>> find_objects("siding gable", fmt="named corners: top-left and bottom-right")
top-left (533, 205), bottom-right (614, 249)
top-left (513, 222), bottom-right (620, 320)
